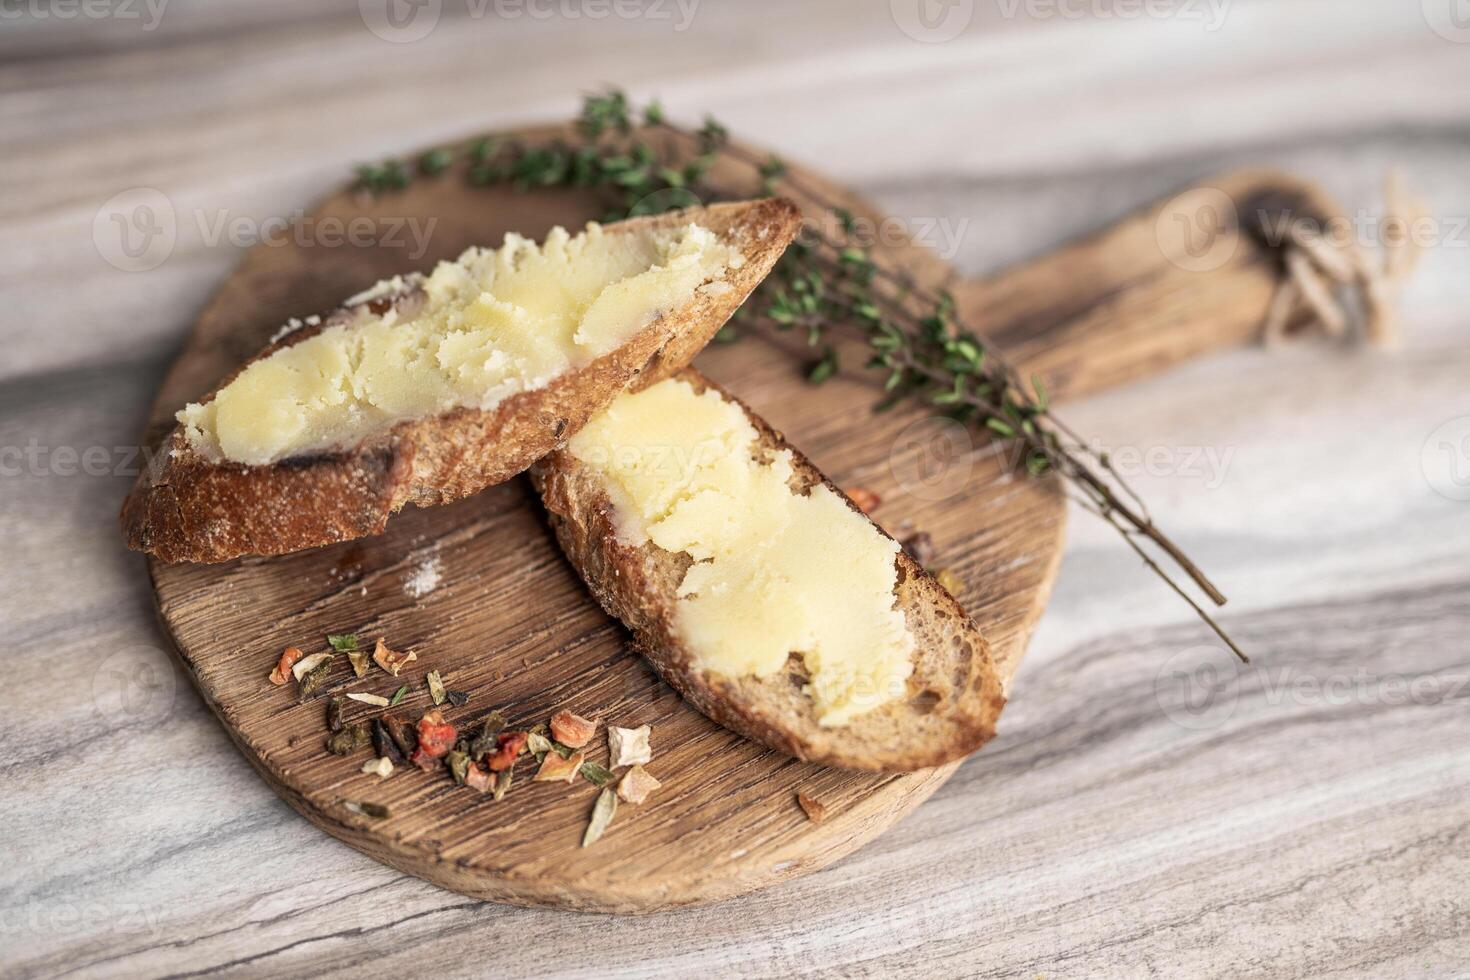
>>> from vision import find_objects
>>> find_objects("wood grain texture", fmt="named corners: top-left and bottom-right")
top-left (3, 0), bottom-right (1469, 974)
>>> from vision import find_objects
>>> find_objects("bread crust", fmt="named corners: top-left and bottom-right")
top-left (532, 370), bottom-right (1006, 772)
top-left (122, 199), bottom-right (801, 563)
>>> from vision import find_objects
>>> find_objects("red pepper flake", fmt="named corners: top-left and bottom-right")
top-left (550, 710), bottom-right (597, 749)
top-left (844, 486), bottom-right (881, 514)
top-left (269, 647), bottom-right (304, 686)
top-left (485, 731), bottom-right (528, 772)
top-left (408, 708), bottom-right (456, 771)
top-left (534, 749), bottom-right (585, 783)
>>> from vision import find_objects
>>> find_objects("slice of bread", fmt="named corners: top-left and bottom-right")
top-left (531, 370), bottom-right (1006, 772)
top-left (122, 199), bottom-right (801, 564)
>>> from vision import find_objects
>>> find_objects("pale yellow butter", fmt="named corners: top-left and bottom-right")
top-left (178, 222), bottom-right (733, 465)
top-left (567, 379), bottom-right (915, 726)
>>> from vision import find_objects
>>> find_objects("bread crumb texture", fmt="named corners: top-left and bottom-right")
top-left (567, 378), bottom-right (914, 726)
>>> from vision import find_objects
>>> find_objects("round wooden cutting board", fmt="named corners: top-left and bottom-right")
top-left (140, 126), bottom-right (1308, 912)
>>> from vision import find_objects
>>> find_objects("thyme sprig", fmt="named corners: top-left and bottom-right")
top-left (352, 91), bottom-right (1245, 662)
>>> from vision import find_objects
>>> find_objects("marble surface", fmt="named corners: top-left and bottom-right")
top-left (2, 1), bottom-right (1468, 976)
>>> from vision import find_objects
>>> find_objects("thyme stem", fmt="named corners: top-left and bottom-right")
top-left (352, 90), bottom-right (1244, 659)
top-left (797, 247), bottom-right (1230, 609)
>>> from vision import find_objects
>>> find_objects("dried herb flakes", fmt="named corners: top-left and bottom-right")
top-left (326, 697), bottom-right (345, 733)
top-left (269, 647), bottom-right (304, 686)
top-left (446, 749), bottom-right (470, 785)
top-left (526, 730), bottom-right (555, 763)
top-left (582, 789), bottom-right (617, 847)
top-left (382, 713), bottom-right (417, 756)
top-left (327, 723), bottom-right (371, 756)
top-left (343, 800), bottom-right (390, 820)
top-left (346, 649), bottom-right (371, 678)
top-left (486, 732), bottom-right (528, 772)
top-left (608, 725), bottom-right (652, 768)
top-left (372, 719), bottom-right (404, 764)
top-left (409, 709), bottom-right (457, 771)
top-left (362, 756), bottom-right (393, 779)
top-left (550, 710), bottom-right (597, 748)
top-left (580, 761), bottom-right (615, 788)
top-left (469, 711), bottom-right (506, 759)
top-left (464, 762), bottom-right (492, 793)
top-left (292, 652), bottom-right (331, 681)
top-left (298, 655), bottom-right (334, 701)
top-left (535, 750), bottom-right (584, 783)
top-left (617, 765), bottom-right (661, 804)
top-left (426, 670), bottom-right (447, 706)
top-left (373, 638), bottom-right (417, 676)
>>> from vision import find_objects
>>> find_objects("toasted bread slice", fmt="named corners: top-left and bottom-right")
top-left (531, 370), bottom-right (1005, 772)
top-left (122, 199), bottom-right (801, 563)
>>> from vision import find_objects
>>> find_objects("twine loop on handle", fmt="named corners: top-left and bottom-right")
top-left (1257, 171), bottom-right (1427, 348)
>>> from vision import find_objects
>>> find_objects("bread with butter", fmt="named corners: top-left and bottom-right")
top-left (532, 370), bottom-right (1005, 772)
top-left (122, 199), bottom-right (801, 563)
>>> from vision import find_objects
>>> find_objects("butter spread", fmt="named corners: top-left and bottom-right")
top-left (178, 222), bottom-right (734, 465)
top-left (567, 379), bottom-right (915, 726)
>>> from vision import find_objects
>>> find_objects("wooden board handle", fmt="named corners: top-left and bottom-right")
top-left (952, 170), bottom-right (1342, 404)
